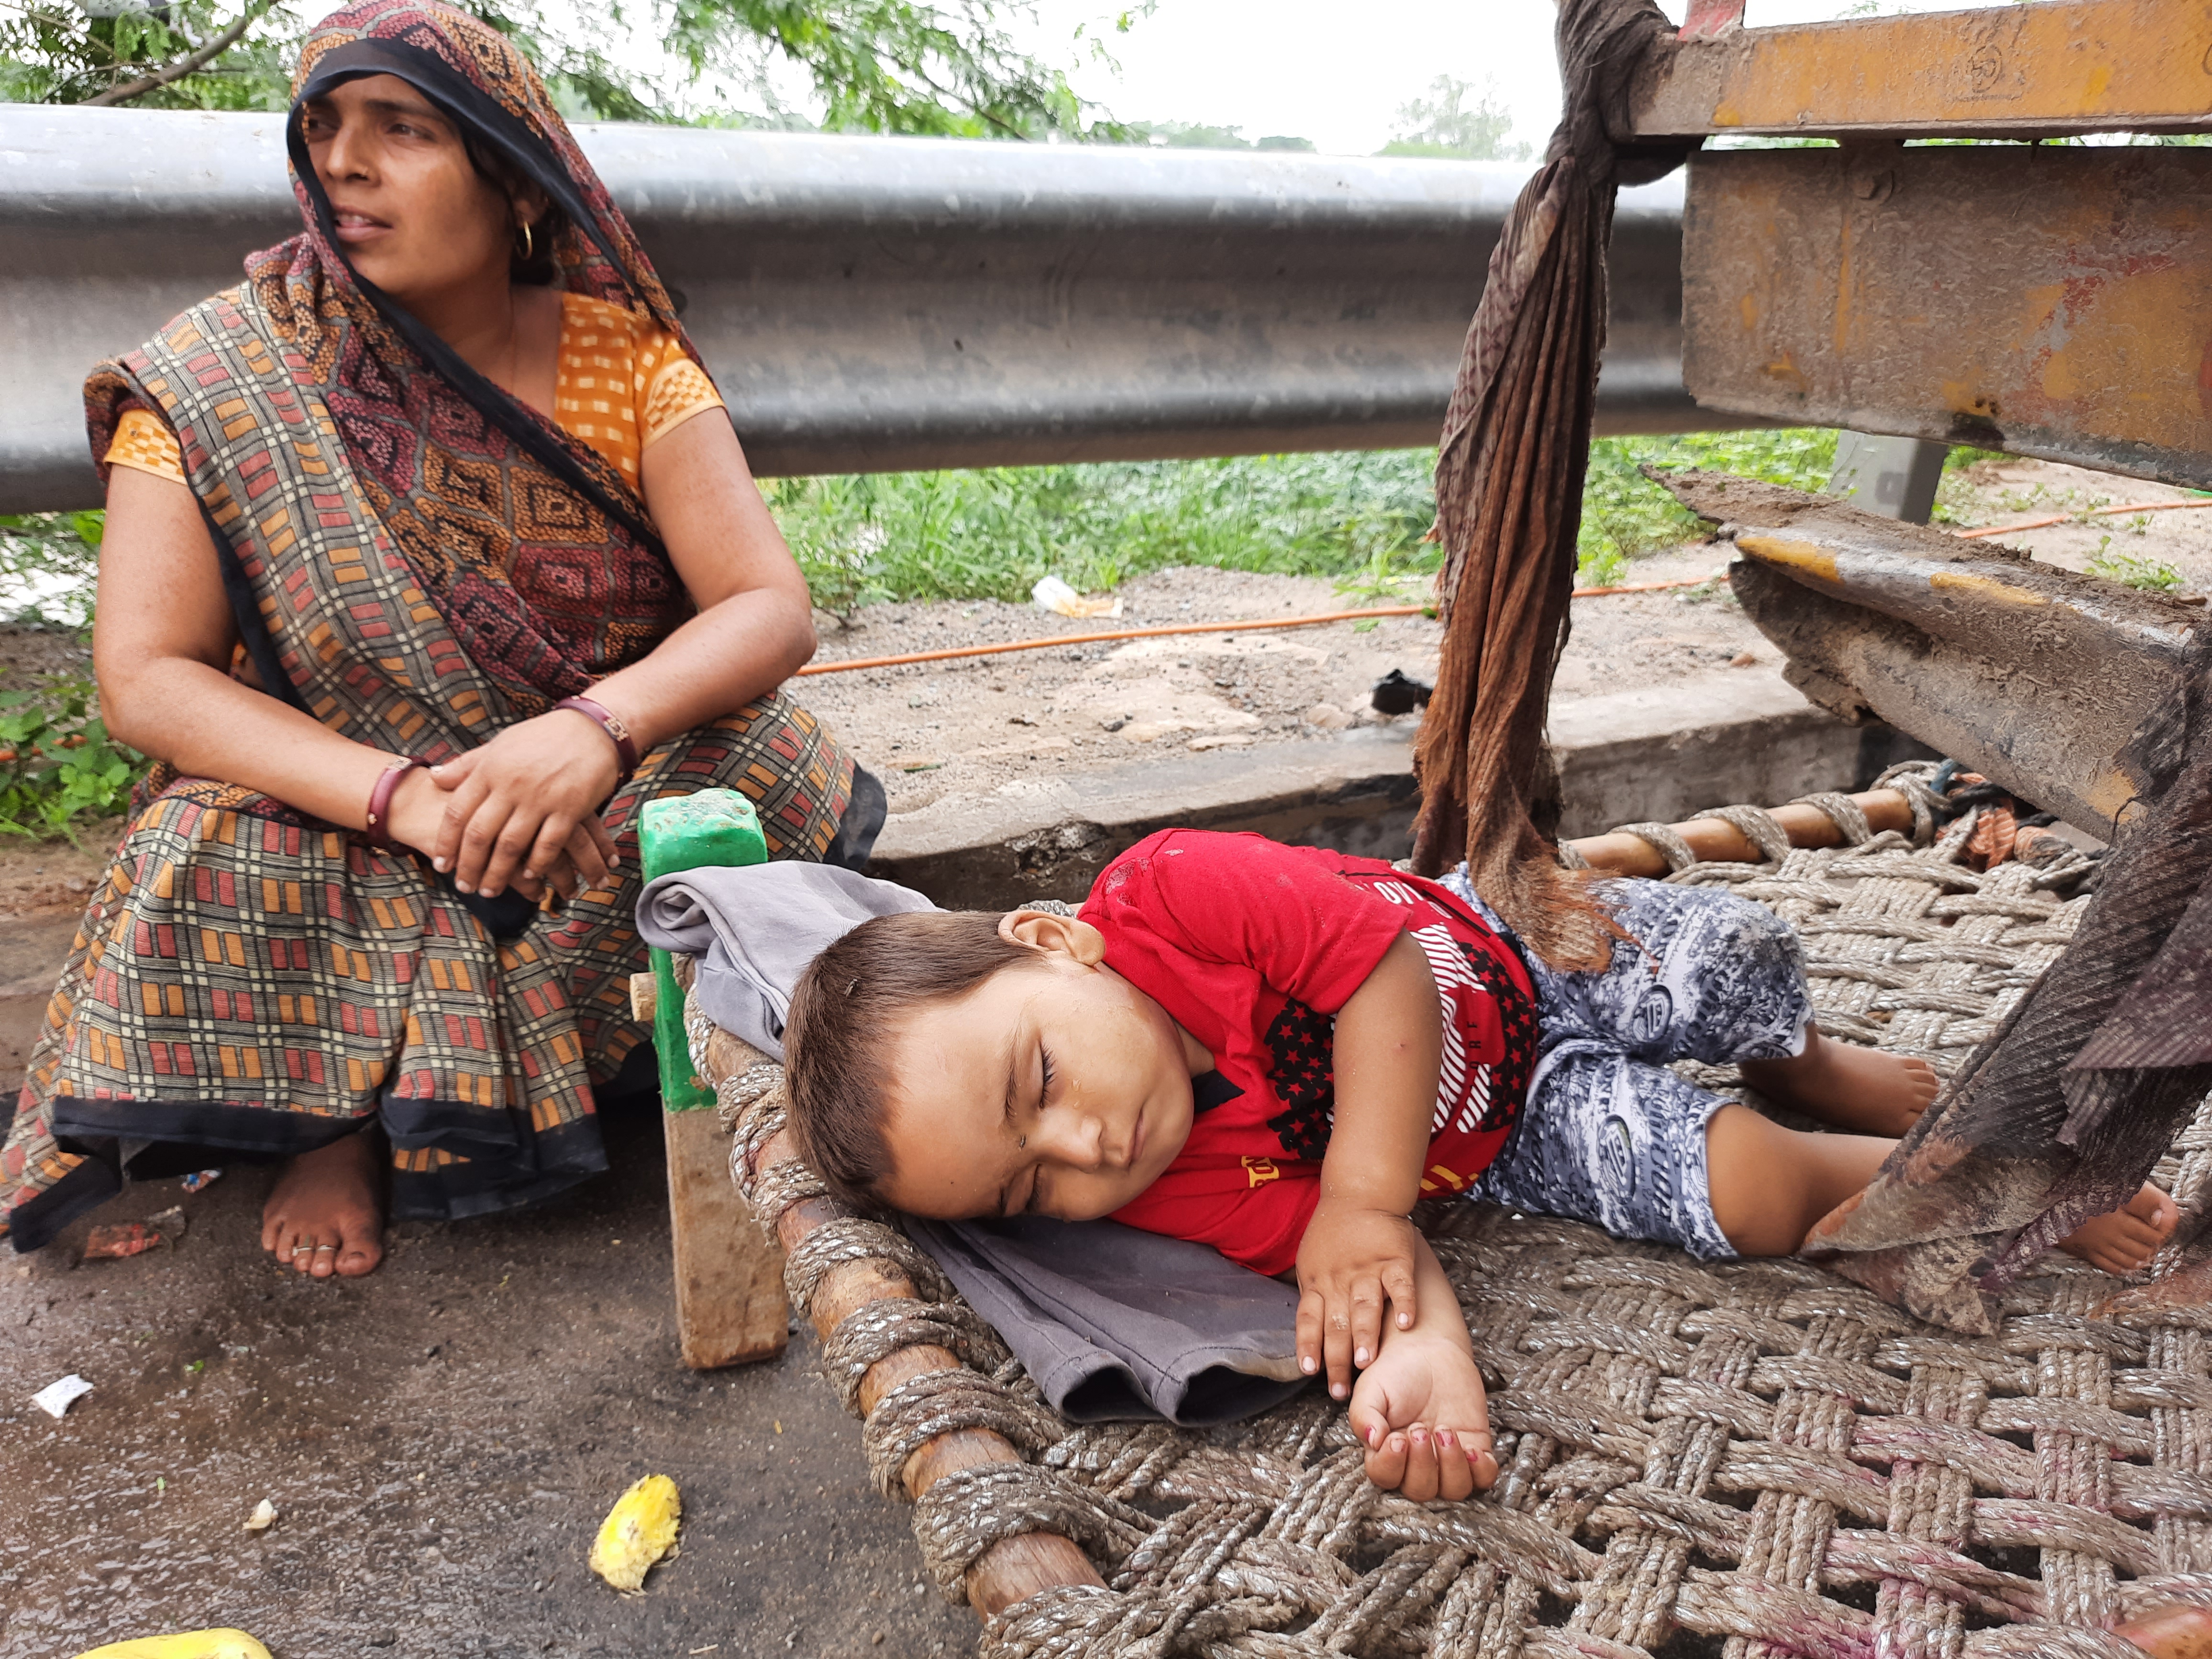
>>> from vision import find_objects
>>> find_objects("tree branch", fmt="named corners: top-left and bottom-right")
top-left (83, 0), bottom-right (270, 107)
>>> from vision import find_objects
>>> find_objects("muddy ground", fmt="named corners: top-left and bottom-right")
top-left (795, 545), bottom-right (1754, 827)
top-left (1, 454), bottom-right (2203, 1658)
top-left (0, 1106), bottom-right (982, 1659)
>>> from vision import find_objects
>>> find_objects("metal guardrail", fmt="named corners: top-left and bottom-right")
top-left (0, 106), bottom-right (1710, 514)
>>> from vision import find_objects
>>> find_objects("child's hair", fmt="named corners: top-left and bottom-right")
top-left (784, 909), bottom-right (1038, 1207)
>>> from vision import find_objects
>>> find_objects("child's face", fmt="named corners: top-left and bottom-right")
top-left (874, 911), bottom-right (1203, 1221)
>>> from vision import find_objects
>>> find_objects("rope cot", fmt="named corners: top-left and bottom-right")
top-left (689, 761), bottom-right (2212, 1659)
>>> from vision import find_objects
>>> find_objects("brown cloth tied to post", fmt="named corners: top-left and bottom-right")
top-left (1409, 0), bottom-right (1691, 971)
top-left (1804, 653), bottom-right (2212, 1332)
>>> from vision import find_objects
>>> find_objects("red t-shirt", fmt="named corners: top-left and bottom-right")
top-left (1084, 830), bottom-right (1539, 1275)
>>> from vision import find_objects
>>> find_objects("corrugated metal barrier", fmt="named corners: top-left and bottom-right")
top-left (0, 106), bottom-right (1715, 513)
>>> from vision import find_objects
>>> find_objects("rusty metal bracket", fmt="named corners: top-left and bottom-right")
top-left (1653, 471), bottom-right (2202, 837)
top-left (1679, 144), bottom-right (2212, 492)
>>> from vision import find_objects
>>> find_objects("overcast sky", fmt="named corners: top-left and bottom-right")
top-left (1014, 0), bottom-right (1975, 156)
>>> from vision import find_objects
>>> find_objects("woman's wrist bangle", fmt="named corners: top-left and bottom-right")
top-left (365, 756), bottom-right (430, 852)
top-left (555, 694), bottom-right (640, 784)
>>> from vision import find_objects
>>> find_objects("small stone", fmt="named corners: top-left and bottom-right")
top-left (367, 1633), bottom-right (397, 1648)
top-left (1304, 702), bottom-right (1352, 730)
top-left (1729, 651), bottom-right (1758, 668)
top-left (873, 1635), bottom-right (886, 1647)
top-left (1100, 719), bottom-right (1126, 733)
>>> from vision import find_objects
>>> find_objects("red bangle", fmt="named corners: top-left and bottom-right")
top-left (556, 694), bottom-right (639, 784)
top-left (365, 756), bottom-right (429, 852)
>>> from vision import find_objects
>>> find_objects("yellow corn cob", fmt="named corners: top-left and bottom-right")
top-left (72, 1632), bottom-right (273, 1659)
top-left (588, 1472), bottom-right (682, 1592)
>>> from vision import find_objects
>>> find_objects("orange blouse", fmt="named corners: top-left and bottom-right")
top-left (106, 291), bottom-right (723, 492)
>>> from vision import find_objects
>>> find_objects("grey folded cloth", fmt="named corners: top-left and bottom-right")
top-left (634, 862), bottom-right (932, 1059)
top-left (908, 1215), bottom-right (1306, 1426)
top-left (634, 857), bottom-right (1304, 1426)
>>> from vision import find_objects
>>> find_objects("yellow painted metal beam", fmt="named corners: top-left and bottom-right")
top-left (1681, 144), bottom-right (2212, 491)
top-left (1649, 472), bottom-right (2201, 839)
top-left (1632, 0), bottom-right (2212, 139)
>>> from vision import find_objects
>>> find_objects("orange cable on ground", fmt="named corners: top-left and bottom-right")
top-left (1955, 498), bottom-right (2212, 541)
top-left (794, 572), bottom-right (1724, 677)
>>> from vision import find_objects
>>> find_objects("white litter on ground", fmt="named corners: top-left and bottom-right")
top-left (31, 1374), bottom-right (92, 1418)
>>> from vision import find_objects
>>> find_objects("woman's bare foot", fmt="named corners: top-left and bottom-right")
top-left (261, 1129), bottom-right (385, 1279)
top-left (2060, 1184), bottom-right (2179, 1275)
top-left (1739, 1028), bottom-right (1940, 1138)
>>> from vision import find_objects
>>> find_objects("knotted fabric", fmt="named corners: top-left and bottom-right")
top-left (1410, 0), bottom-right (1692, 971)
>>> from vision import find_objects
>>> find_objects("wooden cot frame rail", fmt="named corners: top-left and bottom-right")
top-left (686, 1007), bottom-right (1106, 1615)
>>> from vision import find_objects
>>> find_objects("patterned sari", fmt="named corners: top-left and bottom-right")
top-left (0, 1), bottom-right (865, 1249)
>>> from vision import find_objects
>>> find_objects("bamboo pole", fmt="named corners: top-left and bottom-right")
top-left (1563, 786), bottom-right (1915, 878)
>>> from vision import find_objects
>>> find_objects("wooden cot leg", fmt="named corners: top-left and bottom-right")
top-left (665, 1101), bottom-right (788, 1368)
top-left (633, 790), bottom-right (791, 1370)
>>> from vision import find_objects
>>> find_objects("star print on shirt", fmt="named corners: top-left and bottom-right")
top-left (1462, 942), bottom-right (1538, 1132)
top-left (1261, 997), bottom-right (1337, 1160)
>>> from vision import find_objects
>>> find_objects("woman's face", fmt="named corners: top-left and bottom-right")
top-left (299, 74), bottom-right (527, 303)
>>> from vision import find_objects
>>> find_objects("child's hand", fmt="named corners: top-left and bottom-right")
top-left (1349, 1336), bottom-right (1497, 1502)
top-left (1295, 1200), bottom-right (1420, 1400)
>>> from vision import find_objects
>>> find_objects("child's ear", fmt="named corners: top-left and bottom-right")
top-left (999, 910), bottom-right (1107, 965)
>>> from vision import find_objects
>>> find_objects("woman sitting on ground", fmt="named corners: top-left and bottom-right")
top-left (0, 0), bottom-right (878, 1276)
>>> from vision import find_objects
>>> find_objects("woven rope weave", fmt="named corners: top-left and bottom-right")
top-left (693, 764), bottom-right (2212, 1657)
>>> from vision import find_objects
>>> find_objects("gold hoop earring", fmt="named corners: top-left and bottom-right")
top-left (515, 220), bottom-right (534, 261)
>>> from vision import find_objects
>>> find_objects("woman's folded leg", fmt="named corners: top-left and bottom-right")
top-left (4, 693), bottom-right (866, 1259)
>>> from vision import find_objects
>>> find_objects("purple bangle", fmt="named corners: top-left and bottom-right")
top-left (365, 756), bottom-right (428, 852)
top-left (556, 694), bottom-right (639, 784)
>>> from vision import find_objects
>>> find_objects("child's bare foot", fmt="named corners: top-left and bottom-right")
top-left (2059, 1184), bottom-right (2179, 1276)
top-left (1739, 1028), bottom-right (1939, 1138)
top-left (261, 1130), bottom-right (385, 1279)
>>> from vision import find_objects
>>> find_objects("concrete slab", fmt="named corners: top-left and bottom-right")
top-left (869, 664), bottom-right (1933, 907)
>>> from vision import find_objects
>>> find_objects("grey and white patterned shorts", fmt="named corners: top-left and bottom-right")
top-left (1437, 870), bottom-right (1812, 1259)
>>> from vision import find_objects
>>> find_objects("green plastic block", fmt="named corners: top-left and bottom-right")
top-left (638, 789), bottom-right (768, 1111)
top-left (641, 787), bottom-right (769, 883)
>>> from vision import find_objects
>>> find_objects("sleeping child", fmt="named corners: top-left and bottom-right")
top-left (781, 829), bottom-right (2179, 1500)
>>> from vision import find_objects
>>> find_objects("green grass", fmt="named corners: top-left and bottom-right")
top-left (0, 426), bottom-right (1876, 835)
top-left (0, 513), bottom-right (139, 839)
top-left (2087, 542), bottom-right (2186, 593)
top-left (774, 426), bottom-right (1861, 618)
top-left (767, 450), bottom-right (1445, 619)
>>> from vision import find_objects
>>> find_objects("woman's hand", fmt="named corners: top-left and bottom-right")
top-left (420, 709), bottom-right (623, 897)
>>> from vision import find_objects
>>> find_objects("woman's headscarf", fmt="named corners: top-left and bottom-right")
top-left (88, 0), bottom-right (708, 721)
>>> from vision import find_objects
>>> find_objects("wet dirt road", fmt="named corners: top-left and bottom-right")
top-left (0, 1100), bottom-right (978, 1659)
